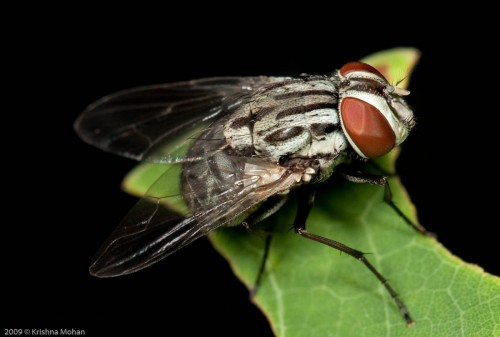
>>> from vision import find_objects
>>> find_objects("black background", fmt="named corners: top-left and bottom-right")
top-left (4, 11), bottom-right (498, 337)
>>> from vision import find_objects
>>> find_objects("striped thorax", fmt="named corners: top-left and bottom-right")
top-left (224, 76), bottom-right (346, 162)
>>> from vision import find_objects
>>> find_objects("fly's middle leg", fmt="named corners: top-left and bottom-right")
top-left (293, 185), bottom-right (415, 325)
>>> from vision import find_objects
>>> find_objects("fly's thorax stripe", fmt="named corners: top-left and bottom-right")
top-left (273, 89), bottom-right (338, 100)
top-left (223, 105), bottom-right (253, 151)
top-left (252, 80), bottom-right (337, 121)
top-left (253, 80), bottom-right (339, 159)
top-left (275, 102), bottom-right (337, 120)
top-left (223, 77), bottom-right (340, 159)
top-left (259, 108), bottom-right (339, 139)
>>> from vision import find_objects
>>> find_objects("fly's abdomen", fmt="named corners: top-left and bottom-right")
top-left (181, 120), bottom-right (239, 212)
top-left (224, 77), bottom-right (348, 161)
top-left (181, 115), bottom-right (291, 224)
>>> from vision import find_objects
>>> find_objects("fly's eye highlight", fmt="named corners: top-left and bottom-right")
top-left (340, 97), bottom-right (396, 158)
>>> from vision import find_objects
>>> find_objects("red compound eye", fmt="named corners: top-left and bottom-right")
top-left (340, 97), bottom-right (395, 158)
top-left (339, 62), bottom-right (387, 81)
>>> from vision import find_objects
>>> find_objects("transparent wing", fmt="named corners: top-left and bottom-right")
top-left (89, 155), bottom-right (299, 277)
top-left (74, 76), bottom-right (286, 162)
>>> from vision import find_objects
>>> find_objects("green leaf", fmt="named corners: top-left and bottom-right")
top-left (210, 151), bottom-right (500, 336)
top-left (360, 47), bottom-right (421, 89)
top-left (122, 48), bottom-right (500, 337)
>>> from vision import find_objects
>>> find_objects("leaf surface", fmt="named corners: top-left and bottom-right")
top-left (123, 47), bottom-right (500, 337)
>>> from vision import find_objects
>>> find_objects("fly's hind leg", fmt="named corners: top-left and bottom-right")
top-left (293, 185), bottom-right (415, 325)
top-left (242, 195), bottom-right (288, 299)
top-left (337, 166), bottom-right (432, 236)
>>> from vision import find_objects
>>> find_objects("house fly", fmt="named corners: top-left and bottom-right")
top-left (74, 62), bottom-right (426, 325)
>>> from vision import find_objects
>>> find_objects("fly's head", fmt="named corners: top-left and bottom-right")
top-left (336, 62), bottom-right (415, 159)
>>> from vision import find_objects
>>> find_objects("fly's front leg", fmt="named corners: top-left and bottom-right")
top-left (293, 185), bottom-right (415, 325)
top-left (338, 167), bottom-right (431, 236)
